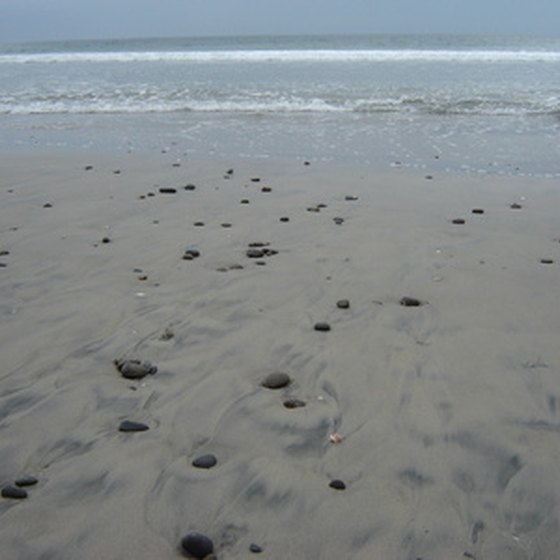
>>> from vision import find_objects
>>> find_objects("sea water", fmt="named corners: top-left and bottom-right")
top-left (0, 34), bottom-right (559, 176)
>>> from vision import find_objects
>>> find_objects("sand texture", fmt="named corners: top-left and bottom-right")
top-left (1, 152), bottom-right (560, 559)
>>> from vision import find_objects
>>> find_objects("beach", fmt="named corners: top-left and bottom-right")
top-left (1, 148), bottom-right (560, 559)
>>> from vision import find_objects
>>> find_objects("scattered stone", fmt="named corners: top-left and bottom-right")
top-left (192, 454), bottom-right (218, 469)
top-left (329, 479), bottom-right (346, 490)
top-left (183, 249), bottom-right (201, 260)
top-left (172, 162), bottom-right (181, 168)
top-left (43, 202), bottom-right (53, 208)
top-left (255, 261), bottom-right (267, 266)
top-left (229, 264), bottom-right (244, 270)
top-left (307, 206), bottom-right (321, 213)
top-left (159, 187), bottom-right (177, 194)
top-left (240, 199), bottom-right (250, 204)
top-left (304, 161), bottom-right (310, 166)
top-left (160, 327), bottom-right (174, 341)
top-left (472, 208), bottom-right (485, 214)
top-left (1, 486), bottom-right (28, 499)
top-left (114, 358), bottom-right (157, 379)
top-left (0, 263), bottom-right (7, 268)
top-left (0, 250), bottom-right (9, 256)
top-left (247, 249), bottom-right (264, 259)
top-left (113, 170), bottom-right (121, 175)
top-left (147, 192), bottom-right (155, 197)
top-left (14, 476), bottom-right (38, 488)
top-left (101, 237), bottom-right (111, 244)
top-left (262, 248), bottom-right (278, 256)
top-left (540, 259), bottom-right (554, 264)
top-left (221, 223), bottom-right (232, 228)
top-left (261, 186), bottom-right (272, 193)
top-left (345, 195), bottom-right (358, 201)
top-left (336, 299), bottom-right (350, 309)
top-left (248, 242), bottom-right (269, 247)
top-left (280, 216), bottom-right (290, 222)
top-left (184, 184), bottom-right (196, 191)
top-left (333, 217), bottom-right (344, 225)
top-left (193, 221), bottom-right (205, 227)
top-left (181, 533), bottom-right (214, 559)
top-left (314, 322), bottom-right (331, 332)
top-left (317, 203), bottom-right (328, 209)
top-left (262, 372), bottom-right (291, 389)
top-left (250, 543), bottom-right (263, 553)
top-left (400, 297), bottom-right (423, 307)
top-left (452, 218), bottom-right (466, 225)
top-left (283, 399), bottom-right (306, 409)
top-left (84, 165), bottom-right (93, 171)
top-left (329, 432), bottom-right (344, 444)
top-left (118, 420), bottom-right (150, 432)
top-left (250, 178), bottom-right (261, 183)
top-left (510, 203), bottom-right (522, 209)
top-left (425, 175), bottom-right (433, 180)
top-left (137, 275), bottom-right (148, 281)
top-left (226, 169), bottom-right (234, 176)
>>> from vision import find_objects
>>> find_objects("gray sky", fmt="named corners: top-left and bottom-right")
top-left (1, 0), bottom-right (559, 43)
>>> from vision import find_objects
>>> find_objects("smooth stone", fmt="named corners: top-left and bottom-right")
top-left (0, 250), bottom-right (9, 256)
top-left (226, 169), bottom-right (234, 175)
top-left (314, 322), bottom-right (331, 332)
top-left (248, 242), bottom-right (269, 247)
top-left (114, 359), bottom-right (157, 379)
top-left (181, 533), bottom-right (214, 558)
top-left (159, 187), bottom-right (177, 194)
top-left (262, 372), bottom-right (291, 389)
top-left (221, 223), bottom-right (232, 228)
top-left (400, 297), bottom-right (423, 307)
top-left (540, 259), bottom-right (554, 264)
top-left (336, 299), bottom-right (350, 309)
top-left (184, 184), bottom-right (196, 190)
top-left (43, 202), bottom-right (53, 208)
top-left (452, 218), bottom-right (466, 225)
top-left (246, 249), bottom-right (265, 259)
top-left (329, 479), bottom-right (346, 490)
top-left (510, 203), bottom-right (522, 209)
top-left (345, 195), bottom-right (358, 201)
top-left (84, 165), bottom-right (93, 171)
top-left (193, 221), bottom-right (205, 227)
top-left (250, 177), bottom-right (261, 182)
top-left (472, 208), bottom-right (485, 214)
top-left (192, 454), bottom-right (217, 469)
top-left (250, 543), bottom-right (263, 553)
top-left (280, 216), bottom-right (290, 222)
top-left (2, 486), bottom-right (28, 499)
top-left (261, 186), bottom-right (272, 192)
top-left (14, 476), bottom-right (38, 488)
top-left (240, 199), bottom-right (250, 204)
top-left (283, 399), bottom-right (306, 409)
top-left (101, 237), bottom-right (111, 244)
top-left (183, 249), bottom-right (201, 259)
top-left (333, 217), bottom-right (344, 225)
top-left (425, 175), bottom-right (433, 180)
top-left (118, 420), bottom-right (150, 432)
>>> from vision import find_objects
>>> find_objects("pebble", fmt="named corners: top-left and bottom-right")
top-left (400, 296), bottom-right (423, 307)
top-left (472, 208), bottom-right (485, 214)
top-left (14, 476), bottom-right (38, 488)
top-left (314, 322), bottom-right (331, 332)
top-left (114, 359), bottom-right (157, 379)
top-left (345, 195), bottom-right (359, 201)
top-left (336, 299), bottom-right (350, 309)
top-left (180, 533), bottom-right (214, 559)
top-left (280, 216), bottom-right (290, 222)
top-left (118, 420), bottom-right (150, 432)
top-left (262, 372), bottom-right (291, 389)
top-left (510, 203), bottom-right (522, 209)
top-left (221, 223), bottom-right (232, 228)
top-left (247, 249), bottom-right (265, 259)
top-left (425, 175), bottom-right (433, 180)
top-left (261, 186), bottom-right (272, 193)
top-left (184, 184), bottom-right (196, 191)
top-left (2, 486), bottom-right (28, 499)
top-left (452, 218), bottom-right (466, 225)
top-left (333, 217), bottom-right (344, 225)
top-left (84, 165), bottom-right (93, 171)
top-left (0, 250), bottom-right (9, 256)
top-left (283, 399), bottom-right (306, 409)
top-left (192, 454), bottom-right (218, 469)
top-left (329, 479), bottom-right (346, 491)
top-left (159, 187), bottom-right (177, 194)
top-left (240, 199), bottom-right (250, 204)
top-left (193, 221), bottom-right (205, 227)
top-left (250, 178), bottom-right (261, 183)
top-left (183, 249), bottom-right (201, 260)
top-left (43, 202), bottom-right (53, 208)
top-left (250, 543), bottom-right (263, 553)
top-left (101, 237), bottom-right (111, 244)
top-left (540, 259), bottom-right (554, 264)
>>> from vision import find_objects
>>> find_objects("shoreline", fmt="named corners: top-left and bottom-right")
top-left (1, 150), bottom-right (560, 559)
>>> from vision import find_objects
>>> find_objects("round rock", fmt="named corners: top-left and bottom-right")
top-left (192, 454), bottom-right (218, 469)
top-left (2, 486), bottom-right (28, 499)
top-left (314, 322), bottom-right (331, 332)
top-left (250, 543), bottom-right (263, 553)
top-left (283, 399), bottom-right (306, 409)
top-left (329, 479), bottom-right (346, 491)
top-left (262, 372), bottom-right (291, 389)
top-left (400, 297), bottom-right (423, 307)
top-left (246, 249), bottom-right (264, 259)
top-left (114, 359), bottom-right (157, 380)
top-left (336, 299), bottom-right (350, 309)
top-left (118, 420), bottom-right (150, 432)
top-left (14, 476), bottom-right (38, 488)
top-left (181, 532), bottom-right (214, 559)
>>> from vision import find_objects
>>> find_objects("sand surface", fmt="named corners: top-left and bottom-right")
top-left (1, 151), bottom-right (560, 559)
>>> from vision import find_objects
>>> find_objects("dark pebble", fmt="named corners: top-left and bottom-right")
top-left (226, 169), bottom-right (234, 176)
top-left (329, 479), bottom-right (346, 490)
top-left (240, 199), bottom-right (250, 204)
top-left (510, 203), bottom-right (522, 209)
top-left (540, 259), bottom-right (554, 264)
top-left (247, 249), bottom-right (265, 259)
top-left (400, 297), bottom-right (423, 307)
top-left (250, 543), bottom-right (263, 553)
top-left (425, 175), bottom-right (433, 180)
top-left (283, 399), bottom-right (306, 409)
top-left (307, 206), bottom-right (320, 213)
top-left (101, 237), bottom-right (111, 244)
top-left (159, 187), bottom-right (177, 194)
top-left (192, 454), bottom-right (218, 469)
top-left (113, 170), bottom-right (121, 175)
top-left (304, 161), bottom-right (310, 166)
top-left (255, 261), bottom-right (266, 266)
top-left (250, 178), bottom-right (261, 183)
top-left (314, 322), bottom-right (331, 332)
top-left (184, 184), bottom-right (196, 191)
top-left (2, 486), bottom-right (28, 499)
top-left (183, 249), bottom-right (201, 260)
top-left (43, 202), bottom-right (53, 208)
top-left (345, 195), bottom-right (359, 201)
top-left (280, 216), bottom-right (290, 222)
top-left (181, 532), bottom-right (214, 559)
top-left (262, 372), bottom-right (291, 389)
top-left (14, 476), bottom-right (38, 488)
top-left (452, 218), bottom-right (466, 225)
top-left (0, 250), bottom-right (9, 256)
top-left (84, 165), bottom-right (93, 171)
top-left (193, 221), bottom-right (205, 227)
top-left (118, 420), bottom-right (150, 432)
top-left (172, 163), bottom-right (181, 167)
top-left (114, 359), bottom-right (157, 379)
top-left (147, 192), bottom-right (155, 197)
top-left (0, 263), bottom-right (7, 268)
top-left (472, 208), bottom-right (485, 214)
top-left (221, 223), bottom-right (232, 228)
top-left (336, 299), bottom-right (350, 309)
top-left (261, 186), bottom-right (272, 193)
top-left (333, 217), bottom-right (344, 225)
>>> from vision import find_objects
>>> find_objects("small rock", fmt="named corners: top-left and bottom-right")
top-left (172, 162), bottom-right (181, 168)
top-left (452, 218), bottom-right (466, 225)
top-left (262, 372), bottom-right (291, 389)
top-left (184, 184), bottom-right (196, 191)
top-left (246, 249), bottom-right (265, 259)
top-left (159, 187), bottom-right (177, 194)
top-left (114, 359), bottom-right (157, 379)
top-left (336, 299), bottom-right (350, 309)
top-left (221, 223), bottom-right (232, 228)
top-left (250, 543), bottom-right (263, 553)
top-left (180, 532), bottom-right (214, 559)
top-left (345, 195), bottom-right (358, 201)
top-left (314, 322), bottom-right (331, 332)
top-left (193, 221), bottom-right (205, 227)
top-left (183, 249), bottom-right (201, 260)
top-left (84, 165), bottom-right (93, 171)
top-left (510, 203), bottom-right (522, 209)
top-left (0, 250), bottom-right (10, 256)
top-left (118, 420), bottom-right (150, 432)
top-left (472, 208), bottom-right (484, 214)
top-left (261, 186), bottom-right (272, 193)
top-left (304, 161), bottom-right (310, 166)
top-left (1, 486), bottom-right (28, 499)
top-left (101, 237), bottom-right (111, 244)
top-left (425, 175), bottom-right (433, 180)
top-left (14, 476), bottom-right (38, 488)
top-left (400, 297), bottom-right (423, 307)
top-left (250, 178), bottom-right (261, 183)
top-left (329, 479), bottom-right (346, 490)
top-left (540, 259), bottom-right (554, 264)
top-left (307, 206), bottom-right (320, 213)
top-left (280, 216), bottom-right (290, 222)
top-left (160, 328), bottom-right (174, 341)
top-left (333, 217), bottom-right (344, 225)
top-left (137, 275), bottom-right (148, 281)
top-left (240, 199), bottom-right (250, 204)
top-left (283, 399), bottom-right (306, 409)
top-left (113, 170), bottom-right (121, 175)
top-left (192, 454), bottom-right (218, 469)
top-left (43, 202), bottom-right (53, 208)
top-left (226, 169), bottom-right (234, 176)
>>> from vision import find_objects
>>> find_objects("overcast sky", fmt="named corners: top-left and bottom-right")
top-left (1, 0), bottom-right (559, 44)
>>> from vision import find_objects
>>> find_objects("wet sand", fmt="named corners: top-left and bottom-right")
top-left (1, 151), bottom-right (560, 559)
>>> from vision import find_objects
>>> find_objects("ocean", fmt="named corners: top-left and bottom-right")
top-left (1, 34), bottom-right (559, 176)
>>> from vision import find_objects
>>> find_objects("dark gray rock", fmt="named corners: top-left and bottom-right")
top-left (14, 476), bottom-right (38, 488)
top-left (2, 486), bottom-right (28, 499)
top-left (283, 399), bottom-right (306, 409)
top-left (336, 299), bottom-right (350, 309)
top-left (159, 187), bottom-right (177, 194)
top-left (262, 372), bottom-right (291, 389)
top-left (250, 543), bottom-right (263, 553)
top-left (114, 359), bottom-right (157, 380)
top-left (246, 249), bottom-right (264, 259)
top-left (192, 454), bottom-right (217, 469)
top-left (329, 479), bottom-right (346, 490)
top-left (314, 322), bottom-right (331, 332)
top-left (400, 297), bottom-right (423, 307)
top-left (180, 532), bottom-right (214, 558)
top-left (118, 420), bottom-right (150, 432)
